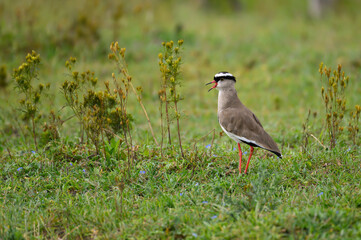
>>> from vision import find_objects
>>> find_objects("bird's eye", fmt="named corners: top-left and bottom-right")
top-left (220, 78), bottom-right (224, 81)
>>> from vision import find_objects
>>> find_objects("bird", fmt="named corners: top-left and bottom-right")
top-left (206, 72), bottom-right (282, 174)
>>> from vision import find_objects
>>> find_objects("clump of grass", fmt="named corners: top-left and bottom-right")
top-left (158, 40), bottom-right (185, 158)
top-left (82, 85), bottom-right (121, 156)
top-left (319, 63), bottom-right (348, 149)
top-left (61, 55), bottom-right (135, 157)
top-left (13, 50), bottom-right (50, 150)
top-left (61, 57), bottom-right (98, 143)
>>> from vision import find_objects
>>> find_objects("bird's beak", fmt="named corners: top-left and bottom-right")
top-left (206, 80), bottom-right (217, 92)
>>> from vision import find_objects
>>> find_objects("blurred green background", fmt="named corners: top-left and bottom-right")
top-left (1, 0), bottom-right (360, 145)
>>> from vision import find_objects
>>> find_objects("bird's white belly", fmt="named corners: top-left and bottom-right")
top-left (219, 123), bottom-right (262, 148)
top-left (220, 124), bottom-right (241, 143)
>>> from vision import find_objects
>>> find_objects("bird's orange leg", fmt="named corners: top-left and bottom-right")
top-left (238, 143), bottom-right (242, 174)
top-left (244, 146), bottom-right (254, 174)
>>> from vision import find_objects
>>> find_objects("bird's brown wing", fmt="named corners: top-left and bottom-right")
top-left (219, 106), bottom-right (282, 158)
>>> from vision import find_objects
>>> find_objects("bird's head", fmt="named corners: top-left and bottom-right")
top-left (206, 72), bottom-right (236, 92)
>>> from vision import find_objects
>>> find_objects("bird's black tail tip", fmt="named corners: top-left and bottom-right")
top-left (272, 151), bottom-right (282, 159)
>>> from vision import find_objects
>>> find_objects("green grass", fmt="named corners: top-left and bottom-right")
top-left (1, 0), bottom-right (361, 239)
top-left (2, 144), bottom-right (361, 239)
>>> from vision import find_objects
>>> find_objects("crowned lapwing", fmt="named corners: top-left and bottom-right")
top-left (206, 72), bottom-right (282, 174)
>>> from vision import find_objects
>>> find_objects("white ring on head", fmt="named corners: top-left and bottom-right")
top-left (214, 72), bottom-right (234, 78)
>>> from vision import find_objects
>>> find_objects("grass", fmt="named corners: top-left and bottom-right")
top-left (1, 0), bottom-right (361, 239)
top-left (2, 145), bottom-right (361, 239)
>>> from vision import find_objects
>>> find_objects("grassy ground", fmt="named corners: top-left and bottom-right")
top-left (1, 0), bottom-right (361, 239)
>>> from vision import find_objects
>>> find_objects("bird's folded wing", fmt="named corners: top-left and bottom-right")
top-left (219, 107), bottom-right (281, 157)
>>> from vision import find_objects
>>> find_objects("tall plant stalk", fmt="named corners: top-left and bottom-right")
top-left (13, 51), bottom-right (49, 151)
top-left (158, 40), bottom-right (185, 158)
top-left (319, 63), bottom-right (348, 149)
top-left (109, 43), bottom-right (159, 147)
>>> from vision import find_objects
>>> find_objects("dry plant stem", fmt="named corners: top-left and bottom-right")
top-left (302, 110), bottom-right (311, 153)
top-left (6, 147), bottom-right (13, 160)
top-left (101, 127), bottom-right (107, 158)
top-left (197, 128), bottom-right (216, 141)
top-left (121, 99), bottom-right (132, 176)
top-left (129, 82), bottom-right (159, 146)
top-left (103, 128), bottom-right (123, 142)
top-left (175, 111), bottom-right (184, 157)
top-left (114, 51), bottom-right (158, 146)
top-left (123, 82), bottom-right (134, 167)
top-left (61, 226), bottom-right (80, 240)
top-left (191, 143), bottom-right (198, 178)
top-left (119, 180), bottom-right (124, 217)
top-left (124, 89), bottom-right (133, 147)
top-left (110, 45), bottom-right (134, 167)
top-left (123, 98), bottom-right (133, 172)
top-left (122, 117), bottom-right (131, 174)
top-left (126, 120), bottom-right (133, 165)
top-left (111, 75), bottom-right (132, 174)
top-left (31, 117), bottom-right (38, 151)
top-left (309, 133), bottom-right (326, 149)
top-left (173, 89), bottom-right (184, 158)
top-left (160, 100), bottom-right (164, 158)
top-left (80, 122), bottom-right (84, 144)
top-left (94, 138), bottom-right (99, 155)
top-left (60, 114), bottom-right (75, 125)
top-left (164, 91), bottom-right (172, 145)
